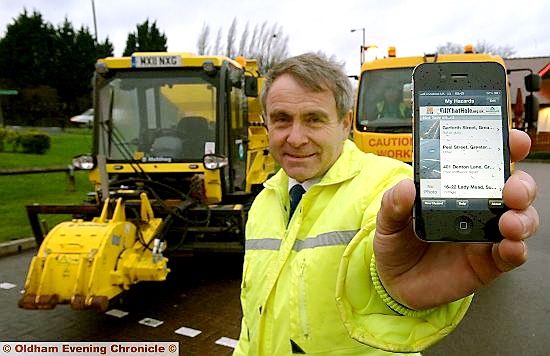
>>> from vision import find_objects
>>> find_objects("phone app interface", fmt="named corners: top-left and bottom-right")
top-left (418, 90), bottom-right (505, 210)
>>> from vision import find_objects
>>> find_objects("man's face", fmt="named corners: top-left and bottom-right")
top-left (265, 74), bottom-right (351, 182)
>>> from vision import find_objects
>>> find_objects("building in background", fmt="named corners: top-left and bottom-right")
top-left (505, 57), bottom-right (550, 152)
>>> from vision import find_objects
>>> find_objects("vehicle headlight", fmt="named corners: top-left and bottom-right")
top-left (203, 154), bottom-right (228, 170)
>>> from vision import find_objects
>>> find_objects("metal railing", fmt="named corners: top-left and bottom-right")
top-left (0, 165), bottom-right (79, 191)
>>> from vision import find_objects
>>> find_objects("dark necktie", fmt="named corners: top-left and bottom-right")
top-left (289, 184), bottom-right (306, 219)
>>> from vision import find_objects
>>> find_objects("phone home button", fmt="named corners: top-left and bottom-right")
top-left (455, 216), bottom-right (473, 234)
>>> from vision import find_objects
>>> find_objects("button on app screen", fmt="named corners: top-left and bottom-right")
top-left (418, 90), bottom-right (505, 209)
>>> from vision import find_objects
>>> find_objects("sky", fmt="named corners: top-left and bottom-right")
top-left (1, 0), bottom-right (549, 76)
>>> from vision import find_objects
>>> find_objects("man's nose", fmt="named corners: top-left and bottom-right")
top-left (287, 121), bottom-right (308, 146)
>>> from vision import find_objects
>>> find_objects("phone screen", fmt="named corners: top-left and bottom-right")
top-left (418, 90), bottom-right (505, 203)
top-left (413, 64), bottom-right (510, 243)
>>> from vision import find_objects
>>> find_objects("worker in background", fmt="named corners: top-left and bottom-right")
top-left (376, 83), bottom-right (411, 119)
top-left (233, 53), bottom-right (539, 355)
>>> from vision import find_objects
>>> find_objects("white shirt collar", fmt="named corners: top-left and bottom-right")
top-left (288, 177), bottom-right (320, 193)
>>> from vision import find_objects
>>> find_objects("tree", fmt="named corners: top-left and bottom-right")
top-left (212, 28), bottom-right (223, 56)
top-left (436, 40), bottom-right (516, 57)
top-left (0, 10), bottom-right (58, 88)
top-left (226, 18), bottom-right (237, 58)
top-left (245, 21), bottom-right (290, 73)
top-left (474, 40), bottom-right (516, 58)
top-left (96, 38), bottom-right (114, 59)
top-left (196, 18), bottom-right (290, 74)
top-left (55, 20), bottom-right (94, 110)
top-left (0, 10), bottom-right (60, 125)
top-left (0, 10), bottom-right (115, 126)
top-left (123, 20), bottom-right (167, 56)
top-left (435, 42), bottom-right (464, 54)
top-left (197, 23), bottom-right (210, 55)
top-left (54, 20), bottom-right (114, 116)
top-left (238, 23), bottom-right (249, 56)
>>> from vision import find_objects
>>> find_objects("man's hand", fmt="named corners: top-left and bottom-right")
top-left (373, 129), bottom-right (539, 310)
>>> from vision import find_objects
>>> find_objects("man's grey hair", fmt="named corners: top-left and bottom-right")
top-left (260, 53), bottom-right (354, 120)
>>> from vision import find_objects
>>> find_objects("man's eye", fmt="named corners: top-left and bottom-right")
top-left (307, 116), bottom-right (325, 124)
top-left (272, 115), bottom-right (291, 123)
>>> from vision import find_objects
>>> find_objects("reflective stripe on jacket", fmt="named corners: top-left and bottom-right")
top-left (234, 140), bottom-right (471, 355)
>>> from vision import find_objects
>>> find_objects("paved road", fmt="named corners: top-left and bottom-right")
top-left (0, 252), bottom-right (243, 355)
top-left (1, 161), bottom-right (548, 355)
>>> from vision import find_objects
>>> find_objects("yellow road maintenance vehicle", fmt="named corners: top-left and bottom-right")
top-left (353, 45), bottom-right (540, 163)
top-left (19, 52), bottom-right (275, 311)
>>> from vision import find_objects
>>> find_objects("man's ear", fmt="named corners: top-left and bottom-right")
top-left (342, 111), bottom-right (353, 137)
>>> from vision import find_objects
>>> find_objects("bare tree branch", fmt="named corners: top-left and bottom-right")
top-left (197, 23), bottom-right (210, 55)
top-left (226, 17), bottom-right (237, 57)
top-left (436, 40), bottom-right (516, 57)
top-left (213, 28), bottom-right (222, 55)
top-left (238, 22), bottom-right (249, 56)
top-left (196, 19), bottom-right (290, 73)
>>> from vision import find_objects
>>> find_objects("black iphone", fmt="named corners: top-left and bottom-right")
top-left (412, 62), bottom-right (511, 242)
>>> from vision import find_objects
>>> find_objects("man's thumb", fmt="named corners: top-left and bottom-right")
top-left (376, 179), bottom-right (416, 236)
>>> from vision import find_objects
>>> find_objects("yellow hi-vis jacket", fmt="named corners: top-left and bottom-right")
top-left (234, 140), bottom-right (472, 355)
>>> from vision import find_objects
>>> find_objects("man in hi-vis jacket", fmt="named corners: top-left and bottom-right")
top-left (234, 53), bottom-right (539, 355)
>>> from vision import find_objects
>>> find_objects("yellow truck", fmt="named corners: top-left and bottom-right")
top-left (353, 46), bottom-right (540, 162)
top-left (19, 52), bottom-right (275, 311)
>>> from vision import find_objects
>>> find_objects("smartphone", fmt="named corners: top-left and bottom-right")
top-left (412, 62), bottom-right (511, 243)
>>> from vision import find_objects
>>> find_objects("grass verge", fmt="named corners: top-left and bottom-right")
top-left (0, 129), bottom-right (93, 243)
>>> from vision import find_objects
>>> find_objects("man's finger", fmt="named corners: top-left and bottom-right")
top-left (492, 239), bottom-right (528, 273)
top-left (509, 129), bottom-right (531, 162)
top-left (499, 205), bottom-right (539, 241)
top-left (503, 170), bottom-right (537, 210)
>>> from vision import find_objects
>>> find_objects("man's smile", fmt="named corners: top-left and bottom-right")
top-left (284, 152), bottom-right (316, 159)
